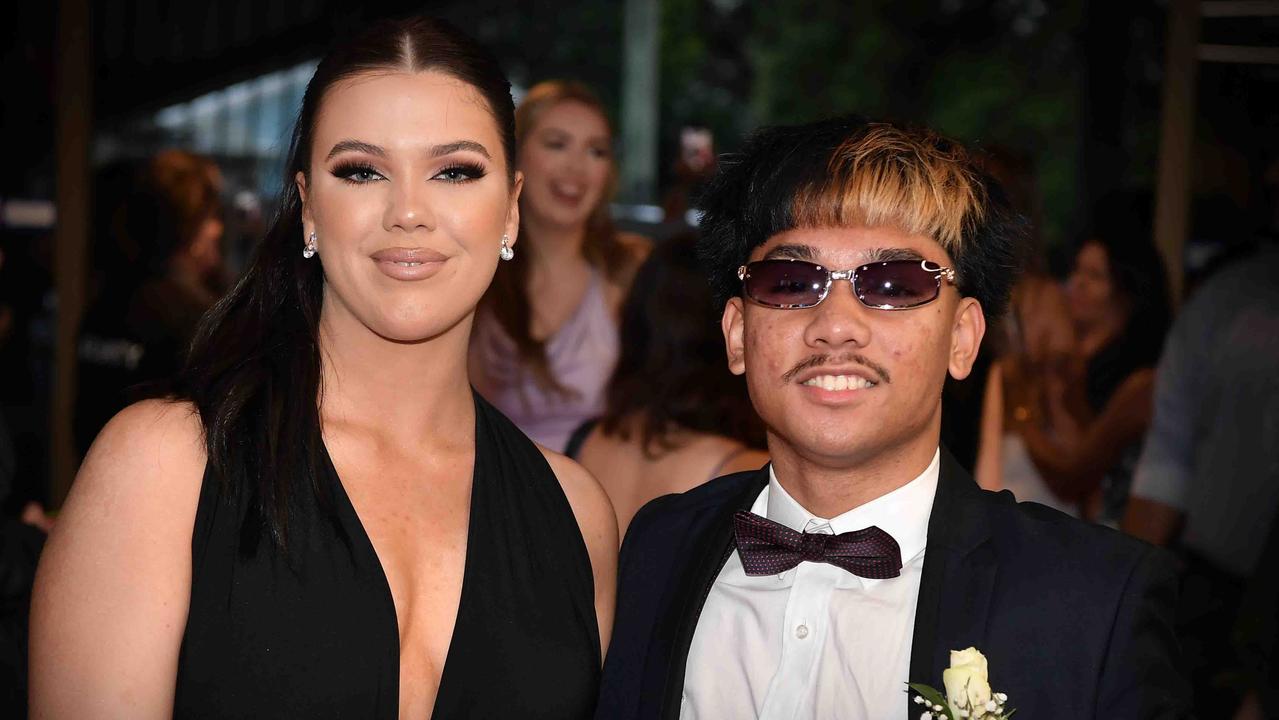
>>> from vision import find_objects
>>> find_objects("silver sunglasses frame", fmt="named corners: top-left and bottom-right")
top-left (736, 258), bottom-right (958, 310)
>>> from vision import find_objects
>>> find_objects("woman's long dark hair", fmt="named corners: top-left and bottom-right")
top-left (1082, 191), bottom-right (1172, 410)
top-left (170, 16), bottom-right (516, 550)
top-left (599, 234), bottom-right (764, 455)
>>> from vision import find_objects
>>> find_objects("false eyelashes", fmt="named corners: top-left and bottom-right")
top-left (329, 161), bottom-right (488, 185)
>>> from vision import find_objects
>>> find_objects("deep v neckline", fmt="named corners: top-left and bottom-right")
top-left (321, 397), bottom-right (484, 719)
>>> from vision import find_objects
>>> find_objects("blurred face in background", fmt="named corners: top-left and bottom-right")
top-left (1009, 275), bottom-right (1074, 364)
top-left (1066, 240), bottom-right (1123, 332)
top-left (298, 70), bottom-right (521, 344)
top-left (187, 212), bottom-right (225, 282)
top-left (517, 100), bottom-right (612, 232)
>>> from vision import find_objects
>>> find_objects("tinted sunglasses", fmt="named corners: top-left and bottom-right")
top-left (737, 258), bottom-right (957, 310)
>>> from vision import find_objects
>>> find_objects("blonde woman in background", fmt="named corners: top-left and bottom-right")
top-left (471, 81), bottom-right (649, 452)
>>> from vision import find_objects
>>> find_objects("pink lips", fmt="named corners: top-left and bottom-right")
top-left (370, 246), bottom-right (448, 281)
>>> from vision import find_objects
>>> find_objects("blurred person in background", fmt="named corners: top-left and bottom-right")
top-left (1012, 192), bottom-right (1171, 526)
top-left (975, 272), bottom-right (1079, 515)
top-left (73, 149), bottom-right (227, 457)
top-left (941, 145), bottom-right (1040, 475)
top-left (0, 245), bottom-right (53, 532)
top-left (661, 125), bottom-right (716, 225)
top-left (0, 245), bottom-right (49, 718)
top-left (1123, 239), bottom-right (1279, 720)
top-left (471, 80), bottom-right (650, 452)
top-left (565, 235), bottom-right (767, 537)
top-left (32, 17), bottom-right (615, 718)
top-left (1232, 508), bottom-right (1279, 720)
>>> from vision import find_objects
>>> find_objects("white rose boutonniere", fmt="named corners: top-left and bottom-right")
top-left (907, 647), bottom-right (1015, 719)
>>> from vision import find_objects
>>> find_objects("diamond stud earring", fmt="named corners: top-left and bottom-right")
top-left (499, 234), bottom-right (514, 261)
top-left (303, 232), bottom-right (317, 259)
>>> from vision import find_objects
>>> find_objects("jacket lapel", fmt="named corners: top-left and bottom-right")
top-left (907, 451), bottom-right (999, 717)
top-left (654, 467), bottom-right (769, 720)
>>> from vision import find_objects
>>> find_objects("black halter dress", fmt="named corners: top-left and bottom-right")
top-left (172, 393), bottom-right (601, 718)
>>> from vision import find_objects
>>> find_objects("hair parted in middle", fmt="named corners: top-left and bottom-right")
top-left (696, 115), bottom-right (1026, 320)
top-left (172, 15), bottom-right (516, 551)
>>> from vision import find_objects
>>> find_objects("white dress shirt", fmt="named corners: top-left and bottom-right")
top-left (681, 450), bottom-right (940, 720)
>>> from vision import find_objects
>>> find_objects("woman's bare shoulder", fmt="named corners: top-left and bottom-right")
top-left (717, 446), bottom-right (770, 477)
top-left (81, 398), bottom-right (207, 486)
top-left (538, 444), bottom-right (619, 551)
top-left (48, 398), bottom-right (208, 556)
top-left (46, 398), bottom-right (208, 571)
top-left (29, 398), bottom-right (207, 717)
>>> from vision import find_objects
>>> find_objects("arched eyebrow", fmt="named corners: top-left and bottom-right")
top-left (430, 140), bottom-right (491, 159)
top-left (324, 139), bottom-right (492, 161)
top-left (326, 139), bottom-right (385, 161)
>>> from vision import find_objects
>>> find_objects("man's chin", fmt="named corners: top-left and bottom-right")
top-left (767, 428), bottom-right (878, 468)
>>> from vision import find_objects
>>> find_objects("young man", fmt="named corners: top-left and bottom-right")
top-left (596, 116), bottom-right (1188, 720)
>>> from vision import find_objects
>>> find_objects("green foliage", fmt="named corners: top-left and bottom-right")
top-left (748, 0), bottom-right (912, 123)
top-left (657, 0), bottom-right (1090, 248)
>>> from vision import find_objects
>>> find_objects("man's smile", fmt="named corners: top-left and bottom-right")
top-left (782, 353), bottom-right (892, 386)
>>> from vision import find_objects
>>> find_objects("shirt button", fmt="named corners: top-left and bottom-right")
top-left (795, 624), bottom-right (809, 639)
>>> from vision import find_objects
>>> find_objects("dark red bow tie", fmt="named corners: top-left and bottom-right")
top-left (732, 510), bottom-right (903, 579)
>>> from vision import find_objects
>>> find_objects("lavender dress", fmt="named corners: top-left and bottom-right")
top-left (471, 270), bottom-right (619, 452)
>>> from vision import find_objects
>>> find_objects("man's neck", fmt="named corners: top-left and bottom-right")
top-left (766, 433), bottom-right (940, 519)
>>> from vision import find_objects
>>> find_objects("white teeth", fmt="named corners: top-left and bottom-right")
top-left (802, 374), bottom-right (875, 391)
top-left (551, 181), bottom-right (584, 197)
top-left (393, 261), bottom-right (422, 267)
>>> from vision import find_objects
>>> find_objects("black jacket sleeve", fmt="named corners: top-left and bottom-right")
top-left (1095, 545), bottom-right (1192, 718)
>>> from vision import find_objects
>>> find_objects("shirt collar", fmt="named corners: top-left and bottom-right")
top-left (763, 449), bottom-right (939, 563)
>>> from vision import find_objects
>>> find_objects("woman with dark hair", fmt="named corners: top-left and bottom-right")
top-left (31, 16), bottom-right (615, 719)
top-left (564, 236), bottom-right (768, 536)
top-left (471, 80), bottom-right (649, 452)
top-left (1008, 192), bottom-right (1171, 525)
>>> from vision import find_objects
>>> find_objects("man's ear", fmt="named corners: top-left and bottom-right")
top-left (948, 297), bottom-right (986, 380)
top-left (504, 171), bottom-right (523, 247)
top-left (721, 297), bottom-right (747, 376)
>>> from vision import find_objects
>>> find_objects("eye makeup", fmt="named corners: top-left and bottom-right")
top-left (432, 161), bottom-right (487, 183)
top-left (327, 160), bottom-right (488, 185)
top-left (330, 162), bottom-right (385, 185)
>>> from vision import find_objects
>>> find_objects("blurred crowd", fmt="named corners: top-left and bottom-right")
top-left (1, 69), bottom-right (1276, 717)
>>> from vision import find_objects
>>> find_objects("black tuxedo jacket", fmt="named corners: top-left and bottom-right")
top-left (596, 451), bottom-right (1190, 719)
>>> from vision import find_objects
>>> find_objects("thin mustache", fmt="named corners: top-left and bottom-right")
top-left (782, 353), bottom-right (892, 385)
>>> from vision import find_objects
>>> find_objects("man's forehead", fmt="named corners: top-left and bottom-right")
top-left (758, 243), bottom-right (925, 265)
